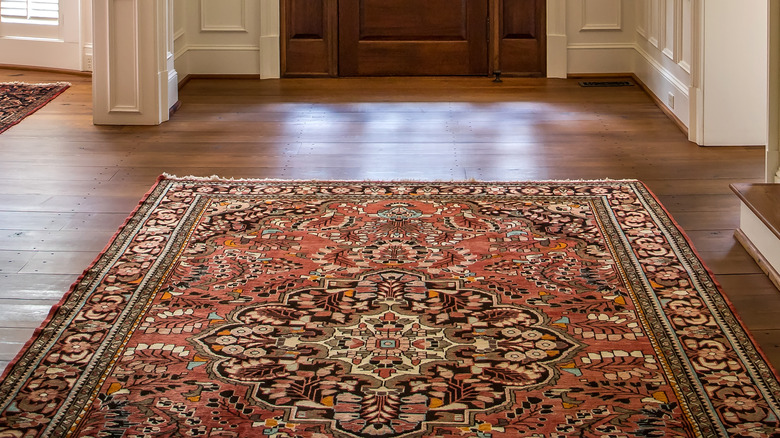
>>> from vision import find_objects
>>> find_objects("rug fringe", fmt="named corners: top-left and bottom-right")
top-left (1, 81), bottom-right (71, 87)
top-left (161, 173), bottom-right (639, 184)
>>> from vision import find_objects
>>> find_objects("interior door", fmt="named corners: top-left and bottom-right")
top-left (494, 0), bottom-right (545, 76)
top-left (338, 0), bottom-right (489, 76)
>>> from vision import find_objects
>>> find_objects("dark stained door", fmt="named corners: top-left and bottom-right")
top-left (338, 0), bottom-right (489, 76)
top-left (494, 0), bottom-right (545, 76)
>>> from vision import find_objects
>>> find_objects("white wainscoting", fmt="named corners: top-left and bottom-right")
top-left (581, 0), bottom-right (622, 31)
top-left (634, 44), bottom-right (691, 127)
top-left (201, 0), bottom-right (247, 32)
top-left (174, 0), bottom-right (267, 78)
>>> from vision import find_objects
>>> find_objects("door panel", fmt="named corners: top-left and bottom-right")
top-left (497, 0), bottom-right (545, 76)
top-left (281, 0), bottom-right (337, 77)
top-left (359, 0), bottom-right (467, 39)
top-left (339, 0), bottom-right (488, 76)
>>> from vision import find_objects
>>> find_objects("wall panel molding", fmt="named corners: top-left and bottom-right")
top-left (201, 0), bottom-right (247, 32)
top-left (580, 0), bottom-right (622, 31)
top-left (648, 0), bottom-right (660, 47)
top-left (673, 0), bottom-right (684, 64)
top-left (186, 44), bottom-right (260, 51)
top-left (108, 0), bottom-right (141, 113)
top-left (636, 0), bottom-right (648, 38)
top-left (678, 0), bottom-right (691, 73)
top-left (566, 43), bottom-right (635, 75)
top-left (661, 0), bottom-right (676, 61)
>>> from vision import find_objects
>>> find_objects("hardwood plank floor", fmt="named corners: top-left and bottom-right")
top-left (0, 68), bottom-right (777, 373)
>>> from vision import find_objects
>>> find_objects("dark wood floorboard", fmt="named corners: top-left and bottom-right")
top-left (0, 68), bottom-right (777, 374)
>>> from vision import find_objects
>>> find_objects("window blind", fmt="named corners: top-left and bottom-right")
top-left (1, 0), bottom-right (59, 24)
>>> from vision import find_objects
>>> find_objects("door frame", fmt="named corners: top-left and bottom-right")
top-left (280, 0), bottom-right (556, 77)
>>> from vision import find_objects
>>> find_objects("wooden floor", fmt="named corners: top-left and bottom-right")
top-left (0, 68), bottom-right (778, 375)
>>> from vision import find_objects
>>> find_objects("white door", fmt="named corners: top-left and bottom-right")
top-left (0, 0), bottom-right (91, 71)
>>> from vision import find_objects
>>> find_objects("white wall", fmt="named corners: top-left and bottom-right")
top-left (174, 0), bottom-right (280, 80)
top-left (767, 0), bottom-right (779, 181)
top-left (697, 1), bottom-right (767, 146)
top-left (0, 0), bottom-right (92, 71)
top-left (634, 0), bottom-right (693, 127)
top-left (566, 0), bottom-right (636, 74)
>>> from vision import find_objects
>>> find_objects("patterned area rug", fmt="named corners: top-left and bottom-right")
top-left (1, 177), bottom-right (778, 437)
top-left (0, 82), bottom-right (70, 134)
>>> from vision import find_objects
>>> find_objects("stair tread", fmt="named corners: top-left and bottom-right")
top-left (731, 183), bottom-right (780, 240)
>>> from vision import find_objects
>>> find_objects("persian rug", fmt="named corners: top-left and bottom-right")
top-left (0, 82), bottom-right (70, 134)
top-left (1, 177), bottom-right (779, 438)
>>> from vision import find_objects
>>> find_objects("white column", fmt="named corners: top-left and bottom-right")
top-left (690, 0), bottom-right (768, 146)
top-left (92, 0), bottom-right (176, 125)
top-left (688, 0), bottom-right (704, 144)
top-left (259, 0), bottom-right (280, 79)
top-left (164, 0), bottom-right (179, 111)
top-left (546, 0), bottom-right (567, 78)
top-left (768, 0), bottom-right (780, 182)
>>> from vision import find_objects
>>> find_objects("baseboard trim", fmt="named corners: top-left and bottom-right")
top-left (178, 74), bottom-right (261, 89)
top-left (169, 100), bottom-right (182, 118)
top-left (0, 64), bottom-right (91, 77)
top-left (178, 75), bottom-right (191, 90)
top-left (734, 228), bottom-right (780, 292)
top-left (631, 73), bottom-right (689, 138)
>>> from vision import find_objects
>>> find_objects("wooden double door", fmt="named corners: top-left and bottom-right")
top-left (282, 0), bottom-right (545, 77)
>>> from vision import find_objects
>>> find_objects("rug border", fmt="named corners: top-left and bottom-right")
top-left (0, 81), bottom-right (71, 135)
top-left (0, 175), bottom-right (165, 384)
top-left (634, 180), bottom-right (780, 385)
top-left (2, 175), bottom-right (778, 405)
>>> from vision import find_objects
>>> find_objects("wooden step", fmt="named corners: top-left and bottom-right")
top-left (731, 183), bottom-right (780, 291)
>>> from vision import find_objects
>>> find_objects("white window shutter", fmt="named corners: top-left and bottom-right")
top-left (1, 0), bottom-right (59, 24)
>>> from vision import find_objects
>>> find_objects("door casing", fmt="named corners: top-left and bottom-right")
top-left (280, 0), bottom-right (546, 77)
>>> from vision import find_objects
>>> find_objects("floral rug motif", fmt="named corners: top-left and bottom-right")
top-left (0, 82), bottom-right (70, 134)
top-left (0, 177), bottom-right (778, 437)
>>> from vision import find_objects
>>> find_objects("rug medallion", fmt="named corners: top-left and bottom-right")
top-left (0, 178), bottom-right (778, 437)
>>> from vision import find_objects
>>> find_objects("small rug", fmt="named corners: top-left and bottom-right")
top-left (0, 82), bottom-right (70, 134)
top-left (1, 177), bottom-right (778, 437)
